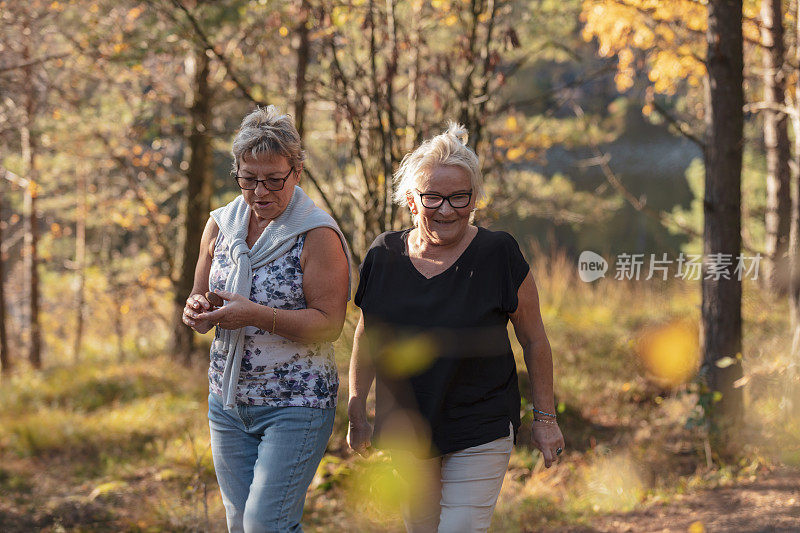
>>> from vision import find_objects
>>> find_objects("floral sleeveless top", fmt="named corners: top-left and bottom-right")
top-left (207, 232), bottom-right (338, 408)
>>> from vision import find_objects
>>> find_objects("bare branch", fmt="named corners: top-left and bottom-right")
top-left (648, 97), bottom-right (706, 150)
top-left (744, 100), bottom-right (798, 118)
top-left (0, 52), bottom-right (70, 74)
top-left (1, 166), bottom-right (29, 187)
top-left (571, 102), bottom-right (761, 256)
top-left (302, 167), bottom-right (359, 264)
top-left (169, 0), bottom-right (267, 107)
top-left (497, 64), bottom-right (615, 113)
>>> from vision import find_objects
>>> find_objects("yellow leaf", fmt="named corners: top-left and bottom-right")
top-left (507, 147), bottom-right (525, 161)
top-left (126, 6), bottom-right (143, 21)
top-left (689, 520), bottom-right (706, 532)
top-left (505, 116), bottom-right (518, 131)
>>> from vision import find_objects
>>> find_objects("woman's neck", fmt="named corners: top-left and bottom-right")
top-left (247, 212), bottom-right (272, 246)
top-left (409, 225), bottom-right (477, 258)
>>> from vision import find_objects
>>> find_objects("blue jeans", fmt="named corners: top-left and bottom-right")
top-left (208, 393), bottom-right (335, 532)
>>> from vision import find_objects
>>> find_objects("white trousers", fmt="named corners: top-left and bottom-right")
top-left (397, 423), bottom-right (513, 533)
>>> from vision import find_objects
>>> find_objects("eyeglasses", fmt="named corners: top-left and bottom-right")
top-left (234, 167), bottom-right (295, 191)
top-left (415, 189), bottom-right (473, 209)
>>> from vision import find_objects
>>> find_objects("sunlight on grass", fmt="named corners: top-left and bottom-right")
top-left (2, 395), bottom-right (200, 457)
top-left (575, 452), bottom-right (645, 513)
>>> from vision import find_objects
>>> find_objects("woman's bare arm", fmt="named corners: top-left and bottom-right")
top-left (510, 271), bottom-right (565, 468)
top-left (347, 311), bottom-right (375, 455)
top-left (182, 217), bottom-right (219, 334)
top-left (198, 227), bottom-right (349, 344)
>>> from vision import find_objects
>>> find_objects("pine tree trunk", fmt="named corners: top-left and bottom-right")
top-left (762, 0), bottom-right (791, 293)
top-left (702, 0), bottom-right (744, 453)
top-left (171, 47), bottom-right (213, 366)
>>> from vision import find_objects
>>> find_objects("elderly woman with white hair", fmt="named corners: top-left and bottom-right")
top-left (181, 105), bottom-right (350, 532)
top-left (347, 123), bottom-right (564, 532)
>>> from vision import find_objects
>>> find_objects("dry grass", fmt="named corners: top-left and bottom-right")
top-left (0, 248), bottom-right (797, 531)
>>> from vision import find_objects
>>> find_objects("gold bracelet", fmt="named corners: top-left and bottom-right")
top-left (271, 308), bottom-right (277, 335)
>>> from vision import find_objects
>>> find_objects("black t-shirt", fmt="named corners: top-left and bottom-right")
top-left (354, 226), bottom-right (530, 457)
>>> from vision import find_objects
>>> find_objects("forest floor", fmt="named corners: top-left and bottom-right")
top-left (578, 466), bottom-right (800, 533)
top-left (1, 451), bottom-right (798, 532)
top-left (2, 275), bottom-right (799, 531)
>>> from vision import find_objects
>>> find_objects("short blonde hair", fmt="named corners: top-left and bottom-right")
top-left (392, 121), bottom-right (484, 206)
top-left (231, 105), bottom-right (305, 172)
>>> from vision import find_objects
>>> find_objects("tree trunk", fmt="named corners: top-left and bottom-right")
top-left (294, 0), bottom-right (310, 139)
top-left (702, 0), bottom-right (744, 454)
top-left (0, 195), bottom-right (10, 375)
top-left (21, 32), bottom-right (41, 370)
top-left (72, 167), bottom-right (87, 363)
top-left (171, 47), bottom-right (213, 366)
top-left (404, 0), bottom-right (421, 155)
top-left (789, 0), bottom-right (800, 410)
top-left (762, 0), bottom-right (791, 293)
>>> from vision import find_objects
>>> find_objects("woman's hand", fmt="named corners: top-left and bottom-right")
top-left (347, 398), bottom-right (374, 457)
top-left (531, 420), bottom-right (565, 468)
top-left (196, 290), bottom-right (258, 330)
top-left (347, 418), bottom-right (374, 457)
top-left (183, 293), bottom-right (214, 334)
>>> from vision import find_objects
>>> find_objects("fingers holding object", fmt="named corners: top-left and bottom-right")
top-left (205, 291), bottom-right (224, 308)
top-left (182, 308), bottom-right (196, 327)
top-left (541, 447), bottom-right (555, 468)
top-left (186, 294), bottom-right (210, 312)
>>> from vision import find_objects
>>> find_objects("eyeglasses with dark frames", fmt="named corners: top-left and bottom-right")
top-left (415, 189), bottom-right (473, 209)
top-left (234, 167), bottom-right (295, 191)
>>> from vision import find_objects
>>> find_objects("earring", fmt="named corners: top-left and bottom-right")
top-left (406, 191), bottom-right (417, 214)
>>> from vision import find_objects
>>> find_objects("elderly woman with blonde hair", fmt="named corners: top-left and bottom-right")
top-left (347, 123), bottom-right (564, 532)
top-left (182, 105), bottom-right (350, 532)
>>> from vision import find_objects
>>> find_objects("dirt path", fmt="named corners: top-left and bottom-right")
top-left (574, 467), bottom-right (800, 533)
